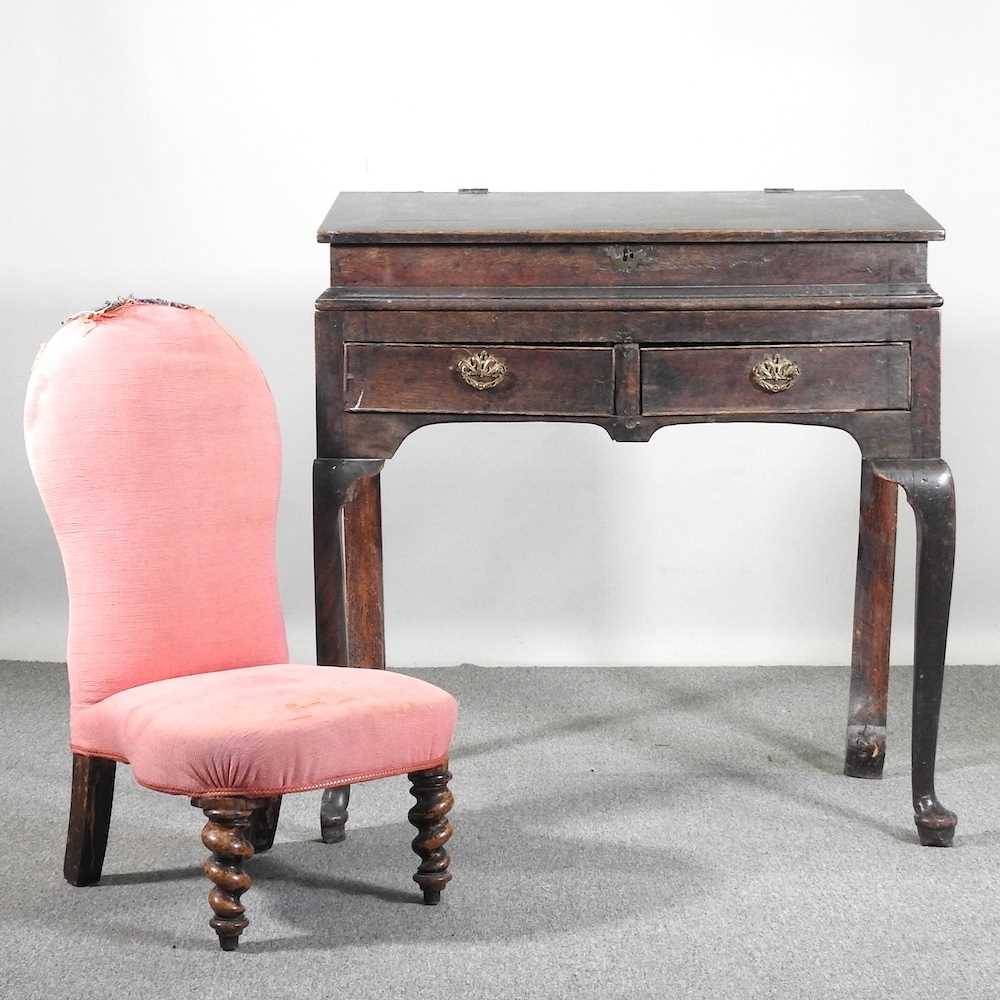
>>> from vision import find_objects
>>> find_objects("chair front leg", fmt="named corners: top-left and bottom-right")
top-left (407, 764), bottom-right (453, 904)
top-left (65, 753), bottom-right (116, 886)
top-left (192, 796), bottom-right (265, 950)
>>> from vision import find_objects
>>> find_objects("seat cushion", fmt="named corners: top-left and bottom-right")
top-left (70, 664), bottom-right (458, 797)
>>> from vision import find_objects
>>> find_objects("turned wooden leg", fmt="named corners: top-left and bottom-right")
top-left (320, 785), bottom-right (351, 844)
top-left (314, 458), bottom-right (385, 844)
top-left (247, 797), bottom-right (282, 854)
top-left (408, 764), bottom-right (454, 904)
top-left (845, 460), bottom-right (898, 778)
top-left (871, 459), bottom-right (957, 847)
top-left (64, 753), bottom-right (116, 886)
top-left (192, 796), bottom-right (265, 951)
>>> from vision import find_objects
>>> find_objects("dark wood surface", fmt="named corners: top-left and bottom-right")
top-left (319, 785), bottom-right (351, 844)
top-left (330, 242), bottom-right (927, 288)
top-left (614, 342), bottom-right (641, 421)
top-left (345, 344), bottom-right (615, 416)
top-left (344, 474), bottom-right (386, 669)
top-left (641, 343), bottom-right (910, 416)
top-left (64, 753), bottom-right (116, 886)
top-left (330, 408), bottom-right (918, 460)
top-left (312, 458), bottom-right (384, 667)
top-left (321, 284), bottom-right (941, 312)
top-left (347, 307), bottom-right (928, 345)
top-left (845, 461), bottom-right (898, 778)
top-left (311, 457), bottom-right (387, 845)
top-left (193, 797), bottom-right (264, 951)
top-left (247, 797), bottom-right (282, 854)
top-left (320, 190), bottom-right (944, 244)
top-left (869, 460), bottom-right (957, 846)
top-left (407, 765), bottom-right (454, 905)
top-left (314, 189), bottom-right (954, 845)
top-left (60, 753), bottom-right (454, 951)
top-left (321, 307), bottom-right (937, 460)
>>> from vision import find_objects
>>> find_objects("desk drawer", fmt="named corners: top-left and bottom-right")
top-left (344, 343), bottom-right (615, 416)
top-left (641, 343), bottom-right (910, 415)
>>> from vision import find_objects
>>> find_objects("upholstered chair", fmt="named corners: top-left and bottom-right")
top-left (24, 298), bottom-right (457, 950)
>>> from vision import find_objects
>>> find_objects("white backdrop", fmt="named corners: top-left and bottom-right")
top-left (3, 1), bottom-right (998, 667)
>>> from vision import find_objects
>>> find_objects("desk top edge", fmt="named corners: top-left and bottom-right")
top-left (318, 190), bottom-right (945, 245)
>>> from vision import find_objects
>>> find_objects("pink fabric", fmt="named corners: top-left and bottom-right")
top-left (25, 304), bottom-right (288, 708)
top-left (71, 663), bottom-right (457, 796)
top-left (25, 301), bottom-right (457, 796)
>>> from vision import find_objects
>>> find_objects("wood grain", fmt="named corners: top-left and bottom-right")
top-left (344, 473), bottom-right (385, 669)
top-left (344, 344), bottom-right (615, 416)
top-left (870, 460), bottom-right (957, 846)
top-left (321, 284), bottom-right (941, 312)
top-left (327, 409), bottom-right (917, 460)
top-left (331, 242), bottom-right (926, 289)
top-left (193, 796), bottom-right (266, 950)
top-left (64, 753), bottom-right (116, 886)
top-left (319, 190), bottom-right (944, 244)
top-left (314, 189), bottom-right (952, 848)
top-left (345, 307), bottom-right (932, 346)
top-left (614, 342), bottom-right (641, 420)
top-left (407, 765), bottom-right (454, 905)
top-left (313, 458), bottom-right (384, 666)
top-left (641, 343), bottom-right (910, 415)
top-left (845, 462), bottom-right (898, 778)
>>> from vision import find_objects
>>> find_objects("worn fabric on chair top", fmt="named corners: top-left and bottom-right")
top-left (24, 301), bottom-right (289, 710)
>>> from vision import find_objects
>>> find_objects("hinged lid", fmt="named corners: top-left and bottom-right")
top-left (318, 190), bottom-right (944, 245)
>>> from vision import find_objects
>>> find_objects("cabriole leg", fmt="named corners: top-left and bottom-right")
top-left (408, 764), bottom-right (454, 905)
top-left (871, 459), bottom-right (957, 846)
top-left (845, 460), bottom-right (898, 777)
top-left (64, 753), bottom-right (116, 886)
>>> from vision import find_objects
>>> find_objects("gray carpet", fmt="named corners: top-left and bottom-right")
top-left (1, 661), bottom-right (998, 1000)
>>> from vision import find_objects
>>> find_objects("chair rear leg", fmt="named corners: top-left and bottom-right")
top-left (64, 753), bottom-right (116, 886)
top-left (248, 797), bottom-right (282, 853)
top-left (407, 764), bottom-right (453, 905)
top-left (320, 785), bottom-right (350, 843)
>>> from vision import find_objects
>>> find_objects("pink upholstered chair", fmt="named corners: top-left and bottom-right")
top-left (25, 298), bottom-right (457, 951)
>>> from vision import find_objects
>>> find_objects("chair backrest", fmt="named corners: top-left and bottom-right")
top-left (25, 300), bottom-right (289, 708)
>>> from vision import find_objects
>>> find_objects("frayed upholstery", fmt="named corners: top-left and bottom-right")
top-left (26, 304), bottom-right (288, 708)
top-left (63, 296), bottom-right (199, 325)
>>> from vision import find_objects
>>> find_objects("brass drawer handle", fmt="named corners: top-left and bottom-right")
top-left (750, 354), bottom-right (801, 393)
top-left (458, 351), bottom-right (507, 390)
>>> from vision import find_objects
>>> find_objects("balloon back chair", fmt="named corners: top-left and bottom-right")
top-left (24, 298), bottom-right (457, 950)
